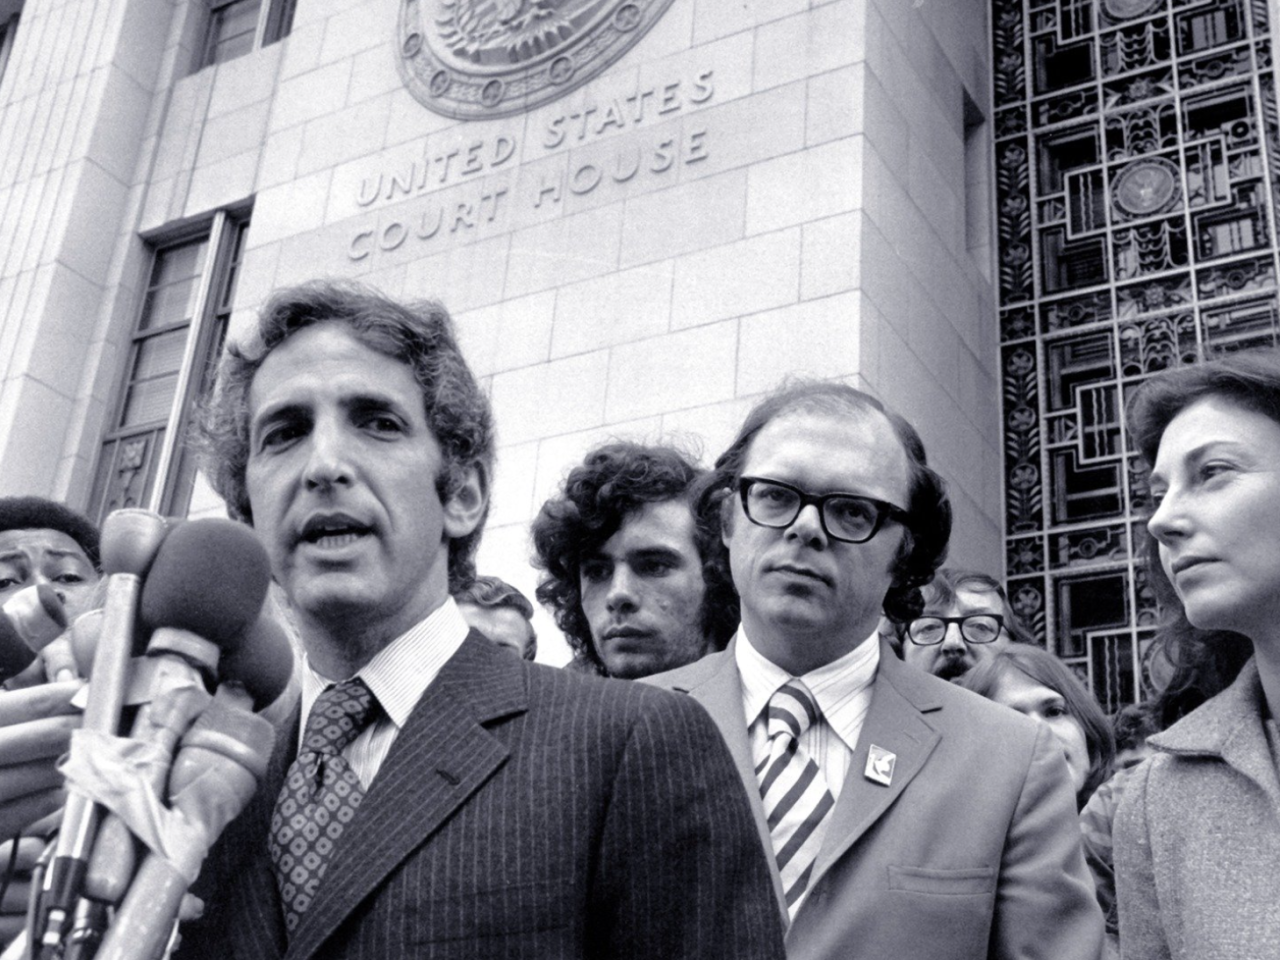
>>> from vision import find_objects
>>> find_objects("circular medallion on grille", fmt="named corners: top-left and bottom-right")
top-left (1103, 0), bottom-right (1161, 20)
top-left (1111, 158), bottom-right (1180, 217)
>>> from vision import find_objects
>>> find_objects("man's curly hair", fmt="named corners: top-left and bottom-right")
top-left (196, 280), bottom-right (494, 591)
top-left (700, 380), bottom-right (951, 624)
top-left (531, 442), bottom-right (738, 675)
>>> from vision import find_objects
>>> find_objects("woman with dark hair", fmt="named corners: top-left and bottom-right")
top-left (962, 644), bottom-right (1115, 808)
top-left (1114, 347), bottom-right (1280, 960)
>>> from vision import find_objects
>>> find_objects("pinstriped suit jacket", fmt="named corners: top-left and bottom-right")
top-left (176, 632), bottom-right (785, 960)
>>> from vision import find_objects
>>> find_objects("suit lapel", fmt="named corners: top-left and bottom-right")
top-left (285, 633), bottom-right (523, 960)
top-left (809, 645), bottom-right (941, 890)
top-left (222, 698), bottom-right (296, 960)
top-left (673, 644), bottom-right (788, 917)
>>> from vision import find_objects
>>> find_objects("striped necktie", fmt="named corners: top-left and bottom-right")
top-left (756, 679), bottom-right (836, 917)
top-left (270, 677), bottom-right (379, 934)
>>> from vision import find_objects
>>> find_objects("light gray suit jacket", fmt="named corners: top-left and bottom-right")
top-left (1115, 659), bottom-right (1280, 960)
top-left (647, 639), bottom-right (1104, 960)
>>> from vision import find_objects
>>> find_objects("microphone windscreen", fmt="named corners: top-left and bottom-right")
top-left (1, 584), bottom-right (67, 652)
top-left (70, 610), bottom-right (104, 676)
top-left (0, 615), bottom-right (36, 680)
top-left (99, 509), bottom-right (169, 577)
top-left (139, 519), bottom-right (271, 652)
top-left (218, 615), bottom-right (295, 710)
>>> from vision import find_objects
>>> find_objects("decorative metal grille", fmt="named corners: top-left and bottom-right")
top-left (992, 0), bottom-right (1280, 712)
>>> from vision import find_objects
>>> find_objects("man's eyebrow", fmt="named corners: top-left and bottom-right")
top-left (627, 546), bottom-right (686, 561)
top-left (345, 394), bottom-right (414, 419)
top-left (44, 549), bottom-right (90, 563)
top-left (251, 401), bottom-right (307, 431)
top-left (0, 551), bottom-right (29, 565)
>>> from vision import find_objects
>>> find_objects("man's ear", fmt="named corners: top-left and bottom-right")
top-left (443, 462), bottom-right (488, 538)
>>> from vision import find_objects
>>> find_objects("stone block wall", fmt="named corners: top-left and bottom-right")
top-left (0, 0), bottom-right (998, 661)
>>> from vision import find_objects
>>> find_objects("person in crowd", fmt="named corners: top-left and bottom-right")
top-left (897, 568), bottom-right (1029, 681)
top-left (647, 380), bottom-right (1104, 959)
top-left (179, 280), bottom-right (784, 958)
top-left (1112, 703), bottom-right (1159, 772)
top-left (0, 498), bottom-right (101, 944)
top-left (0, 496), bottom-right (101, 623)
top-left (532, 442), bottom-right (736, 679)
top-left (0, 496), bottom-right (101, 829)
top-left (962, 644), bottom-right (1115, 809)
top-left (1079, 704), bottom-right (1161, 956)
top-left (1114, 349), bottom-right (1280, 960)
top-left (455, 574), bottom-right (537, 661)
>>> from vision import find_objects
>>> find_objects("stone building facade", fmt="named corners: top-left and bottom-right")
top-left (0, 0), bottom-right (1002, 662)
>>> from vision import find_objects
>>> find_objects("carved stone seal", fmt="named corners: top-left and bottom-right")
top-left (398, 0), bottom-right (678, 120)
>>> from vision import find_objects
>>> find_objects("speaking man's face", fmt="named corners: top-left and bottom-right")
top-left (245, 322), bottom-right (483, 642)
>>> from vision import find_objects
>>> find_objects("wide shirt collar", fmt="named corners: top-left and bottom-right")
top-left (735, 624), bottom-right (880, 752)
top-left (299, 597), bottom-right (471, 730)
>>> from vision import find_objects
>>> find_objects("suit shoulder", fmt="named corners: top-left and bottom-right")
top-left (886, 664), bottom-right (1044, 752)
top-left (643, 650), bottom-right (730, 693)
top-left (524, 659), bottom-right (716, 727)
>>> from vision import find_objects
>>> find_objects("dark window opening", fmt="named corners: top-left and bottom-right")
top-left (1039, 128), bottom-right (1100, 193)
top-left (1194, 183), bottom-right (1268, 259)
top-left (1042, 228), bottom-right (1109, 293)
top-left (1182, 87), bottom-right (1252, 143)
top-left (1176, 1), bottom-right (1244, 55)
top-left (1035, 36), bottom-right (1096, 94)
top-left (1047, 332), bottom-right (1114, 410)
top-left (1057, 572), bottom-right (1128, 658)
top-left (1203, 297), bottom-right (1280, 355)
top-left (1052, 449), bottom-right (1124, 524)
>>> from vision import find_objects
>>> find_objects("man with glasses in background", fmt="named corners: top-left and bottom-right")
top-left (898, 569), bottom-right (1029, 682)
top-left (648, 381), bottom-right (1103, 959)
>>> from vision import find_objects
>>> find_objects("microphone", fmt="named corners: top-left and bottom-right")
top-left (215, 613), bottom-right (295, 711)
top-left (82, 518), bottom-right (272, 905)
top-left (94, 690), bottom-right (276, 960)
top-left (41, 509), bottom-right (168, 951)
top-left (0, 586), bottom-right (67, 684)
top-left (67, 610), bottom-right (104, 680)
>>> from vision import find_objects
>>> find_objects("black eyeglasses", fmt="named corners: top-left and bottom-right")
top-left (904, 614), bottom-right (1004, 646)
top-left (737, 476), bottom-right (909, 544)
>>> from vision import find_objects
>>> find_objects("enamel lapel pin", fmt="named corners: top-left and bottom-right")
top-left (864, 744), bottom-right (896, 786)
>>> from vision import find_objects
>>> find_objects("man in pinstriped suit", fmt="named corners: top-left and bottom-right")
top-left (175, 280), bottom-right (784, 960)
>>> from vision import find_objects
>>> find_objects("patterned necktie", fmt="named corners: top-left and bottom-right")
top-left (755, 679), bottom-right (836, 917)
top-left (270, 677), bottom-right (379, 934)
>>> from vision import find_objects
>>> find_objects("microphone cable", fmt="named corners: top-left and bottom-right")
top-left (25, 842), bottom-right (53, 960)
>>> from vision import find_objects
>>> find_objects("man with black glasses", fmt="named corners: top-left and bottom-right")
top-left (898, 568), bottom-right (1028, 682)
top-left (648, 381), bottom-right (1103, 960)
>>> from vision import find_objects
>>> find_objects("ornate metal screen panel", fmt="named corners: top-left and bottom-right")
top-left (992, 0), bottom-right (1280, 712)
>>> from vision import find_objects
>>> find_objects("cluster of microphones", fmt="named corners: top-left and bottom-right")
top-left (0, 509), bottom-right (294, 960)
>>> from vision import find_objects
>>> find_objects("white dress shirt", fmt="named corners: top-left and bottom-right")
top-left (298, 597), bottom-right (470, 789)
top-left (736, 626), bottom-right (880, 798)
